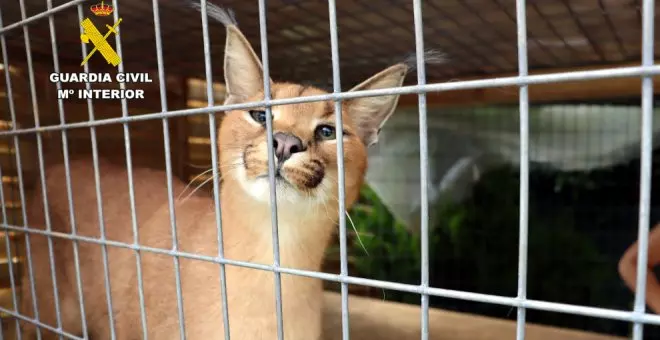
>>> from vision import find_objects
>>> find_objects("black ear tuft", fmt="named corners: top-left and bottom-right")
top-left (401, 49), bottom-right (449, 73)
top-left (188, 1), bottom-right (238, 27)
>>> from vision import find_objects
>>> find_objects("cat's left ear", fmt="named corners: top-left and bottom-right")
top-left (345, 64), bottom-right (408, 147)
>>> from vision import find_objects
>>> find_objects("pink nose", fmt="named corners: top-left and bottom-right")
top-left (273, 132), bottom-right (304, 163)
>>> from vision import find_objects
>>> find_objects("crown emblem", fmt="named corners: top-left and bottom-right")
top-left (90, 1), bottom-right (113, 16)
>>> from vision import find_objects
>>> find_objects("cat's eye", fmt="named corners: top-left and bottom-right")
top-left (249, 110), bottom-right (267, 124)
top-left (316, 125), bottom-right (336, 140)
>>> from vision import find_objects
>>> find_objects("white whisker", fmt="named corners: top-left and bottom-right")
top-left (323, 173), bottom-right (369, 257)
top-left (178, 167), bottom-right (214, 200)
top-left (187, 162), bottom-right (212, 169)
top-left (345, 211), bottom-right (368, 256)
top-left (177, 162), bottom-right (243, 200)
top-left (323, 173), bottom-right (384, 299)
top-left (178, 175), bottom-right (216, 204)
top-left (177, 165), bottom-right (242, 204)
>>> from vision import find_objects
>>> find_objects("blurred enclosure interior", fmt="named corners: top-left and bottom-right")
top-left (1, 0), bottom-right (660, 339)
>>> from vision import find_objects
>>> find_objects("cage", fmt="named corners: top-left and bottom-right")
top-left (0, 0), bottom-right (658, 339)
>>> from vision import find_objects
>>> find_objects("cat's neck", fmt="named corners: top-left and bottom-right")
top-left (219, 179), bottom-right (337, 270)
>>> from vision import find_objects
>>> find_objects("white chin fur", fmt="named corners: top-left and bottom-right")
top-left (236, 165), bottom-right (330, 207)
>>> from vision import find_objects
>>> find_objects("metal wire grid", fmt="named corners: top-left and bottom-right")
top-left (0, 0), bottom-right (656, 340)
top-left (0, 1), bottom-right (655, 89)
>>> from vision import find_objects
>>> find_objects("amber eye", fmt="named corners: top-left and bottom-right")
top-left (315, 125), bottom-right (336, 140)
top-left (249, 110), bottom-right (267, 124)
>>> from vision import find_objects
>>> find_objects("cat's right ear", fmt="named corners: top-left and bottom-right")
top-left (223, 25), bottom-right (272, 105)
top-left (186, 4), bottom-right (268, 104)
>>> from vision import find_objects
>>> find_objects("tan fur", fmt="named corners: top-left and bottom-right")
top-left (18, 7), bottom-right (409, 340)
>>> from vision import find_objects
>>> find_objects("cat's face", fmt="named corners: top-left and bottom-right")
top-left (216, 25), bottom-right (407, 208)
top-left (219, 84), bottom-right (367, 206)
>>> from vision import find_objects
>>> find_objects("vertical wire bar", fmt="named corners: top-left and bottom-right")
top-left (47, 1), bottom-right (88, 338)
top-left (632, 0), bottom-right (655, 339)
top-left (77, 4), bottom-right (116, 339)
top-left (411, 0), bottom-right (430, 339)
top-left (515, 0), bottom-right (530, 339)
top-left (326, 0), bottom-right (349, 338)
top-left (256, 0), bottom-right (285, 338)
top-left (199, 1), bottom-right (231, 338)
top-left (0, 8), bottom-right (41, 339)
top-left (0, 12), bottom-right (19, 340)
top-left (105, 0), bottom-right (149, 337)
top-left (0, 164), bottom-right (22, 340)
top-left (86, 1), bottom-right (149, 336)
top-left (151, 1), bottom-right (187, 338)
top-left (17, 0), bottom-right (64, 337)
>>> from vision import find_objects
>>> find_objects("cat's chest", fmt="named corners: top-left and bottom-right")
top-left (224, 265), bottom-right (323, 323)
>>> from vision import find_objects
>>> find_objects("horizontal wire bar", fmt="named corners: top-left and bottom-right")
top-left (4, 221), bottom-right (660, 326)
top-left (0, 306), bottom-right (83, 340)
top-left (0, 65), bottom-right (658, 137)
top-left (0, 0), bottom-right (86, 36)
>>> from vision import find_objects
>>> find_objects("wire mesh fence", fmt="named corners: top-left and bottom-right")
top-left (0, 0), bottom-right (657, 340)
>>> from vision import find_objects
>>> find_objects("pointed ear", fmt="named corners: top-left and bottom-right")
top-left (345, 64), bottom-right (408, 147)
top-left (223, 26), bottom-right (272, 105)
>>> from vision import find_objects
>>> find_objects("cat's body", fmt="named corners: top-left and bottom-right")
top-left (20, 157), bottom-right (331, 339)
top-left (18, 4), bottom-right (410, 339)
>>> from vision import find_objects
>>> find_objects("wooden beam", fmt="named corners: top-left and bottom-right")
top-left (0, 289), bottom-right (627, 339)
top-left (176, 75), bottom-right (190, 182)
top-left (323, 292), bottom-right (624, 340)
top-left (398, 62), bottom-right (660, 108)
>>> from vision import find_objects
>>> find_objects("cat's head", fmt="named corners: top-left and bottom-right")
top-left (208, 7), bottom-right (407, 209)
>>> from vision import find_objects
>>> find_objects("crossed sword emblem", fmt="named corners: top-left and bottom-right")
top-left (80, 18), bottom-right (123, 67)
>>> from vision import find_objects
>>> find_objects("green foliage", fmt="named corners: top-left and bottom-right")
top-left (341, 185), bottom-right (439, 303)
top-left (432, 170), bottom-right (614, 324)
top-left (343, 166), bottom-right (626, 335)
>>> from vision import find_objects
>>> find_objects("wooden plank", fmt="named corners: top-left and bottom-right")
top-left (175, 76), bottom-right (190, 181)
top-left (186, 78), bottom-right (226, 103)
top-left (0, 288), bottom-right (625, 339)
top-left (323, 292), bottom-right (625, 340)
top-left (0, 141), bottom-right (38, 186)
top-left (186, 64), bottom-right (658, 110)
top-left (398, 62), bottom-right (659, 108)
top-left (0, 231), bottom-right (21, 261)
